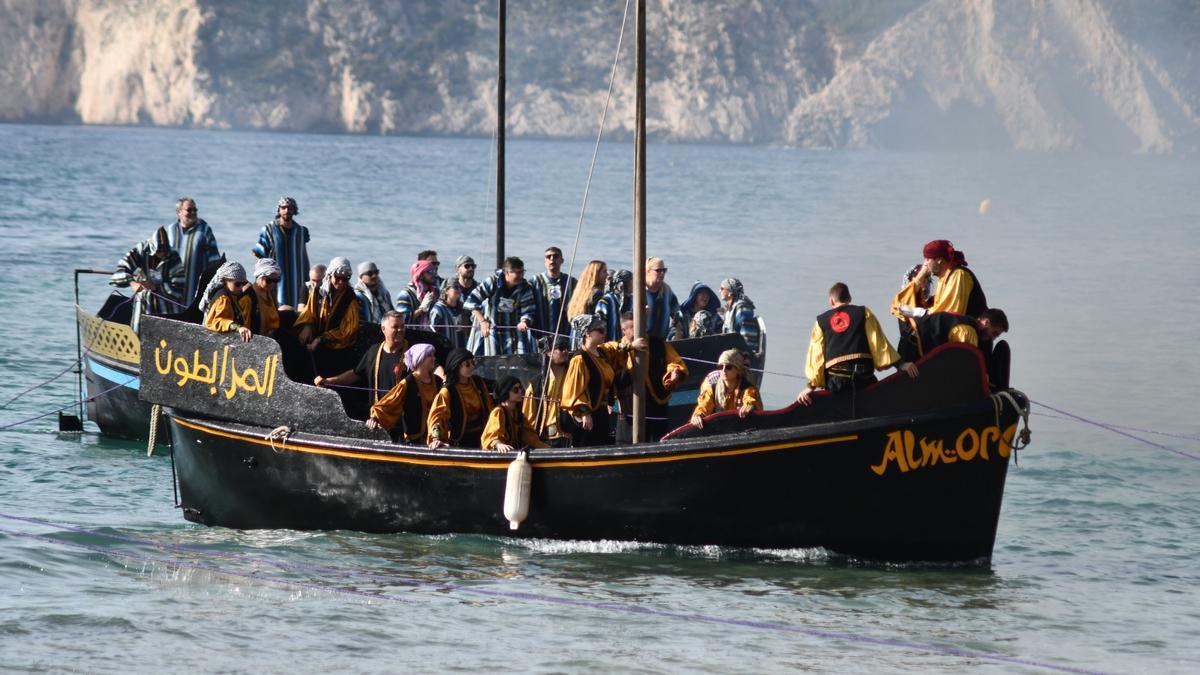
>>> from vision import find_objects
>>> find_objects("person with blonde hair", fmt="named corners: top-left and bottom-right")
top-left (565, 260), bottom-right (608, 322)
top-left (690, 349), bottom-right (762, 429)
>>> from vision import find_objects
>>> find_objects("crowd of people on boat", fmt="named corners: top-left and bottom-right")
top-left (110, 196), bottom-right (1009, 451)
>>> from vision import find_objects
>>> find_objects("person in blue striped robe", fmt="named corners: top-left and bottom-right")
top-left (429, 281), bottom-right (468, 350)
top-left (166, 197), bottom-right (222, 306)
top-left (464, 257), bottom-right (538, 355)
top-left (531, 246), bottom-right (577, 338)
top-left (252, 197), bottom-right (310, 309)
top-left (595, 268), bottom-right (632, 344)
top-left (719, 277), bottom-right (761, 355)
top-left (111, 226), bottom-right (186, 332)
top-left (644, 257), bottom-right (684, 340)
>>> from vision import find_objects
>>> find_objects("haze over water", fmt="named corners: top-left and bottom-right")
top-left (1, 123), bottom-right (1197, 672)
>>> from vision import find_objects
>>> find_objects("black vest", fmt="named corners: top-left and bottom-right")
top-left (961, 267), bottom-right (988, 318)
top-left (816, 305), bottom-right (871, 369)
top-left (400, 373), bottom-right (443, 442)
top-left (446, 375), bottom-right (491, 444)
top-left (318, 287), bottom-right (357, 336)
top-left (574, 350), bottom-right (609, 412)
top-left (916, 312), bottom-right (978, 357)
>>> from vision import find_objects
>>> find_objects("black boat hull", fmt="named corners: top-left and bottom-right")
top-left (167, 396), bottom-right (1018, 562)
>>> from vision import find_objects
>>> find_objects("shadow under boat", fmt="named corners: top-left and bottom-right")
top-left (138, 315), bottom-right (1028, 564)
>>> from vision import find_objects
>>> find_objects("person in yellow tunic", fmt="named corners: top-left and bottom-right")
top-left (797, 283), bottom-right (918, 405)
top-left (427, 347), bottom-right (494, 449)
top-left (200, 261), bottom-right (255, 343)
top-left (366, 343), bottom-right (442, 443)
top-left (892, 239), bottom-right (988, 326)
top-left (560, 314), bottom-right (645, 447)
top-left (482, 376), bottom-right (548, 451)
top-left (690, 349), bottom-right (763, 429)
top-left (612, 312), bottom-right (687, 442)
top-left (250, 258), bottom-right (282, 336)
top-left (294, 256), bottom-right (360, 376)
top-left (523, 336), bottom-right (572, 447)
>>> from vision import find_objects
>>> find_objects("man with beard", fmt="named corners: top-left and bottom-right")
top-left (165, 197), bottom-right (221, 306)
top-left (531, 246), bottom-right (577, 338)
top-left (252, 196), bottom-right (311, 309)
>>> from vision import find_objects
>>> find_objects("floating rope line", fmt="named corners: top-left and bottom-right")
top-left (0, 358), bottom-right (81, 410)
top-left (1030, 400), bottom-right (1200, 462)
top-left (0, 513), bottom-right (1106, 675)
top-left (0, 376), bottom-right (137, 432)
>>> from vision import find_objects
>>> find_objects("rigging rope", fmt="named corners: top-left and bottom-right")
top-left (0, 376), bottom-right (137, 432)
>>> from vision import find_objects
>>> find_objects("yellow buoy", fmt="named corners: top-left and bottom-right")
top-left (979, 198), bottom-right (991, 215)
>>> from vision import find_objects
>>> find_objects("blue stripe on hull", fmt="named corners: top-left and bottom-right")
top-left (87, 358), bottom-right (140, 390)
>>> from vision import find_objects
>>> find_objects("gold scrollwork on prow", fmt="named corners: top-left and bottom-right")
top-left (154, 339), bottom-right (279, 400)
top-left (870, 424), bottom-right (1017, 476)
top-left (79, 311), bottom-right (140, 364)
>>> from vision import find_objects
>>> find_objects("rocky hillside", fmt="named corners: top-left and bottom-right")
top-left (2, 0), bottom-right (1198, 152)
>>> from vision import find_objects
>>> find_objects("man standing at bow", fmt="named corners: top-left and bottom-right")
top-left (252, 197), bottom-right (311, 309)
top-left (165, 197), bottom-right (221, 306)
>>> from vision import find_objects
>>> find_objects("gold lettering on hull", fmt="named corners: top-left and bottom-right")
top-left (154, 339), bottom-right (278, 400)
top-left (871, 424), bottom-right (1016, 476)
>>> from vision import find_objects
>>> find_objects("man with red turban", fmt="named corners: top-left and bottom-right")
top-left (892, 239), bottom-right (988, 320)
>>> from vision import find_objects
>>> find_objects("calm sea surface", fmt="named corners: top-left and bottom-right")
top-left (0, 123), bottom-right (1198, 673)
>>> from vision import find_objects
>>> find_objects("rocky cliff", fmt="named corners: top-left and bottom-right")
top-left (2, 0), bottom-right (1197, 152)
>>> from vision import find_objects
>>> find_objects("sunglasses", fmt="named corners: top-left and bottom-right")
top-left (462, 263), bottom-right (476, 269)
top-left (264, 276), bottom-right (280, 284)
top-left (718, 364), bottom-right (736, 371)
top-left (545, 254), bottom-right (560, 259)
top-left (364, 270), bottom-right (379, 277)
top-left (650, 268), bottom-right (668, 274)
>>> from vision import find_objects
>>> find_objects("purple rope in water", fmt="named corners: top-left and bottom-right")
top-left (1031, 400), bottom-right (1200, 462)
top-left (0, 358), bottom-right (80, 410)
top-left (0, 377), bottom-right (137, 431)
top-left (0, 513), bottom-right (1105, 675)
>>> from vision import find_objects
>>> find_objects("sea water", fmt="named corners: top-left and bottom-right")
top-left (0, 123), bottom-right (1197, 672)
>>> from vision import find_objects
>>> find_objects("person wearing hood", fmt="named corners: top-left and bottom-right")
top-left (396, 258), bottom-right (439, 329)
top-left (166, 197), bottom-right (222, 306)
top-left (718, 277), bottom-right (761, 354)
top-left (111, 226), bottom-right (186, 333)
top-left (463, 256), bottom-right (537, 355)
top-left (250, 258), bottom-right (282, 336)
top-left (354, 261), bottom-right (393, 324)
top-left (680, 281), bottom-right (722, 338)
top-left (367, 343), bottom-right (443, 443)
top-left (481, 376), bottom-right (547, 452)
top-left (201, 261), bottom-right (255, 342)
top-left (596, 268), bottom-right (632, 343)
top-left (690, 349), bottom-right (762, 429)
top-left (252, 196), bottom-right (311, 309)
top-left (294, 256), bottom-right (360, 375)
top-left (427, 348), bottom-right (494, 449)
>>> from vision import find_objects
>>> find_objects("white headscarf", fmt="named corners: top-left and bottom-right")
top-left (199, 261), bottom-right (247, 313)
top-left (254, 257), bottom-right (282, 280)
top-left (321, 257), bottom-right (353, 297)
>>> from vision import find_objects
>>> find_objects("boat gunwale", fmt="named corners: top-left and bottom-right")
top-left (166, 394), bottom-right (1013, 470)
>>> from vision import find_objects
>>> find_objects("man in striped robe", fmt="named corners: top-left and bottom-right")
top-left (252, 196), bottom-right (311, 309)
top-left (111, 226), bottom-right (186, 332)
top-left (531, 246), bottom-right (577, 338)
top-left (166, 197), bottom-right (222, 306)
top-left (464, 257), bottom-right (538, 355)
top-left (644, 257), bottom-right (684, 341)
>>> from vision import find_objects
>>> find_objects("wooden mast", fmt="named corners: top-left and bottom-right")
top-left (496, 0), bottom-right (507, 269)
top-left (631, 0), bottom-right (648, 443)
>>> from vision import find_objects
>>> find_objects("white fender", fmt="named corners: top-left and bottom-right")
top-left (503, 451), bottom-right (532, 530)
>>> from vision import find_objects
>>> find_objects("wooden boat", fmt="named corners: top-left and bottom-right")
top-left (139, 316), bottom-right (1028, 563)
